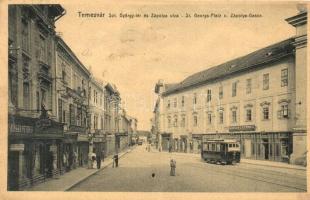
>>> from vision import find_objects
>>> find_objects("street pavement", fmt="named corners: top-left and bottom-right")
top-left (69, 144), bottom-right (307, 192)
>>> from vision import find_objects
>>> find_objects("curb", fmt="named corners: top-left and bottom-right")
top-left (241, 160), bottom-right (307, 171)
top-left (64, 149), bottom-right (132, 191)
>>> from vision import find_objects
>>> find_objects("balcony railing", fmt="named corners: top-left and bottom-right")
top-left (69, 125), bottom-right (86, 133)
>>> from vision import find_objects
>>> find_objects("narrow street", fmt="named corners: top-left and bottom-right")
top-left (69, 144), bottom-right (307, 192)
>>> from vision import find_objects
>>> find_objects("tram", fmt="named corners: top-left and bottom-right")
top-left (201, 139), bottom-right (241, 165)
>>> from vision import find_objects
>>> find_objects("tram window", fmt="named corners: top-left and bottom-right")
top-left (236, 144), bottom-right (239, 147)
top-left (229, 144), bottom-right (232, 148)
top-left (212, 144), bottom-right (216, 151)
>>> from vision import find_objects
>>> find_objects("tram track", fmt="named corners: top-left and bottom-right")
top-left (186, 162), bottom-right (307, 192)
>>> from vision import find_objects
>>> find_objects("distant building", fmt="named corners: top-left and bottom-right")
top-left (153, 9), bottom-right (307, 164)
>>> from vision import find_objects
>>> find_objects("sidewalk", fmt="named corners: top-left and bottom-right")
top-left (25, 148), bottom-right (132, 191)
top-left (241, 158), bottom-right (307, 170)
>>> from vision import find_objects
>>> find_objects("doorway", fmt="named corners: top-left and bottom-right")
top-left (8, 151), bottom-right (19, 191)
top-left (263, 139), bottom-right (269, 160)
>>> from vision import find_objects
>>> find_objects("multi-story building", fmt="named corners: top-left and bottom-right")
top-left (89, 76), bottom-right (105, 156)
top-left (55, 36), bottom-right (90, 170)
top-left (118, 109), bottom-right (131, 151)
top-left (154, 10), bottom-right (307, 164)
top-left (103, 83), bottom-right (121, 155)
top-left (8, 5), bottom-right (65, 190)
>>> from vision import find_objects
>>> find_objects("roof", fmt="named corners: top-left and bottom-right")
top-left (163, 38), bottom-right (295, 96)
top-left (56, 36), bottom-right (91, 77)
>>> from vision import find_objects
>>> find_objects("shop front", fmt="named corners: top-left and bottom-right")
top-left (93, 131), bottom-right (106, 156)
top-left (160, 133), bottom-right (172, 152)
top-left (203, 125), bottom-right (293, 163)
top-left (115, 132), bottom-right (129, 152)
top-left (8, 115), bottom-right (64, 190)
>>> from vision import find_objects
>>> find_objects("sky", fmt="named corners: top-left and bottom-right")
top-left (55, 2), bottom-right (298, 130)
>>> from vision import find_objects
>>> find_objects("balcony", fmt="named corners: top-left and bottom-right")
top-left (38, 70), bottom-right (52, 83)
top-left (69, 125), bottom-right (86, 133)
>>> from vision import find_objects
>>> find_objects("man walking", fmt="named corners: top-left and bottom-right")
top-left (114, 154), bottom-right (119, 168)
top-left (96, 151), bottom-right (101, 169)
top-left (170, 159), bottom-right (176, 176)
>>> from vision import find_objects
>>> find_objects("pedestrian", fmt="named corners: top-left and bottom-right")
top-left (96, 151), bottom-right (101, 169)
top-left (114, 154), bottom-right (119, 168)
top-left (91, 152), bottom-right (96, 169)
top-left (169, 146), bottom-right (172, 153)
top-left (170, 159), bottom-right (176, 176)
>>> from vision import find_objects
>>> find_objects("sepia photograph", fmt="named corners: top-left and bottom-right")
top-left (2, 0), bottom-right (309, 197)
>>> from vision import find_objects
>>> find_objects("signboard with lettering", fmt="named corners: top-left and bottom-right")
top-left (229, 125), bottom-right (256, 132)
top-left (36, 119), bottom-right (52, 129)
top-left (10, 144), bottom-right (25, 151)
top-left (93, 137), bottom-right (105, 143)
top-left (9, 123), bottom-right (33, 134)
top-left (77, 134), bottom-right (89, 142)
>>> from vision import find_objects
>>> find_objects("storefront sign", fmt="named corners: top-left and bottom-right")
top-left (10, 144), bottom-right (25, 151)
top-left (9, 123), bottom-right (33, 134)
top-left (77, 134), bottom-right (89, 142)
top-left (229, 125), bottom-right (256, 132)
top-left (36, 119), bottom-right (52, 129)
top-left (93, 137), bottom-right (105, 143)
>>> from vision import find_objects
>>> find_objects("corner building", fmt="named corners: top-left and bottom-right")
top-left (155, 10), bottom-right (307, 164)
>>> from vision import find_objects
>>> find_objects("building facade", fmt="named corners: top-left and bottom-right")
top-left (8, 5), bottom-right (65, 190)
top-left (8, 4), bottom-right (137, 191)
top-left (154, 10), bottom-right (307, 164)
top-left (55, 36), bottom-right (91, 171)
top-left (89, 76), bottom-right (105, 156)
top-left (103, 83), bottom-right (121, 155)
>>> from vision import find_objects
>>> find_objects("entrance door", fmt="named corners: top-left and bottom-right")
top-left (8, 151), bottom-right (19, 190)
top-left (244, 139), bottom-right (252, 158)
top-left (263, 139), bottom-right (269, 160)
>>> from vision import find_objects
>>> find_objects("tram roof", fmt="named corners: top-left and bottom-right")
top-left (204, 139), bottom-right (239, 143)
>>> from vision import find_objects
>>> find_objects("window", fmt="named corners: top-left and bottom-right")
top-left (263, 107), bottom-right (269, 120)
top-left (263, 73), bottom-right (269, 90)
top-left (246, 78), bottom-right (252, 94)
top-left (167, 117), bottom-right (171, 128)
top-left (193, 116), bottom-right (198, 127)
top-left (232, 110), bottom-right (237, 123)
top-left (207, 89), bottom-right (212, 102)
top-left (174, 116), bottom-right (178, 127)
top-left (232, 82), bottom-right (237, 97)
top-left (174, 98), bottom-right (177, 108)
top-left (36, 91), bottom-right (40, 112)
top-left (58, 99), bottom-right (63, 122)
top-left (167, 100), bottom-right (170, 109)
top-left (39, 35), bottom-right (46, 62)
top-left (246, 109), bottom-right (252, 121)
top-left (219, 111), bottom-right (224, 124)
top-left (93, 90), bottom-right (96, 103)
top-left (208, 113), bottom-right (212, 124)
top-left (193, 93), bottom-right (197, 105)
top-left (281, 68), bottom-right (288, 87)
top-left (181, 96), bottom-right (185, 107)
top-left (181, 116), bottom-right (186, 127)
top-left (23, 82), bottom-right (30, 109)
top-left (278, 104), bottom-right (289, 119)
top-left (219, 86), bottom-right (223, 99)
top-left (21, 19), bottom-right (29, 52)
top-left (62, 70), bottom-right (66, 83)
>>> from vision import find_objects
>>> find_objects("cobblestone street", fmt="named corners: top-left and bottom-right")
top-left (70, 145), bottom-right (306, 192)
